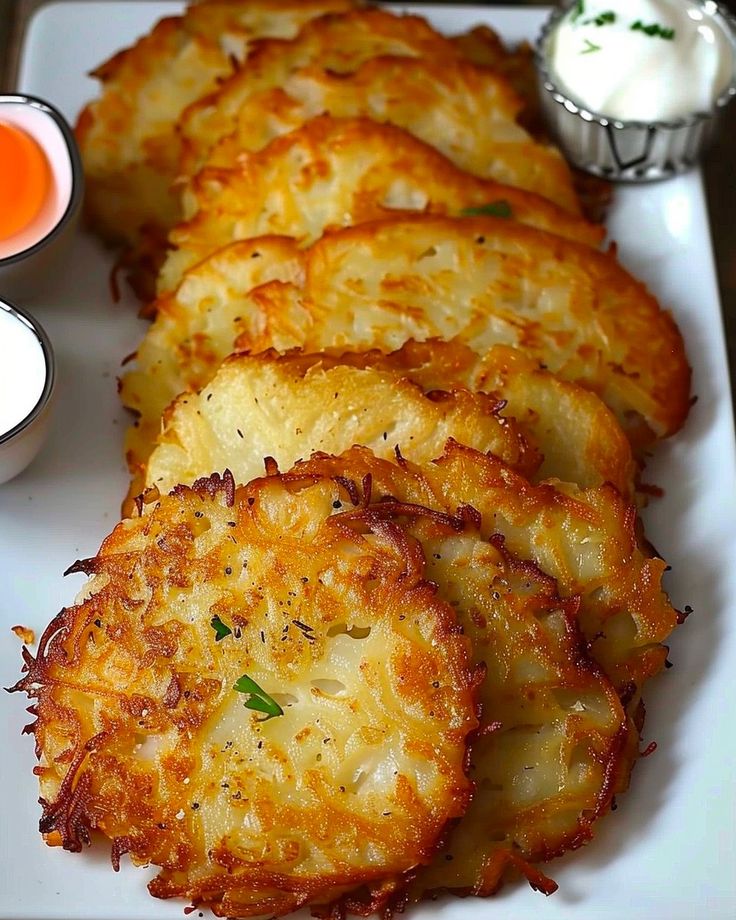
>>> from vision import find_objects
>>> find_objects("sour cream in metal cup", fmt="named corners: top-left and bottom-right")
top-left (535, 0), bottom-right (736, 181)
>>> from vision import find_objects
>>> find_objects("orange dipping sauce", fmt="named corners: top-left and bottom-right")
top-left (0, 121), bottom-right (51, 242)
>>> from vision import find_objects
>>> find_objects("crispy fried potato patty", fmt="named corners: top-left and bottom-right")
top-left (15, 470), bottom-right (478, 918)
top-left (128, 216), bottom-right (687, 455)
top-left (133, 349), bottom-right (539, 507)
top-left (411, 539), bottom-right (632, 901)
top-left (177, 7), bottom-right (479, 174)
top-left (230, 216), bottom-right (689, 445)
top-left (123, 234), bottom-right (637, 498)
top-left (134, 344), bottom-right (634, 515)
top-left (293, 443), bottom-right (678, 699)
top-left (307, 480), bottom-right (634, 903)
top-left (182, 52), bottom-right (577, 215)
top-left (75, 0), bottom-right (356, 244)
top-left (159, 116), bottom-right (601, 293)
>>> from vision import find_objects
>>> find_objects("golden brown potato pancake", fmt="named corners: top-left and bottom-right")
top-left (293, 444), bottom-right (678, 700)
top-left (303, 475), bottom-right (635, 904)
top-left (158, 115), bottom-right (602, 293)
top-left (134, 349), bottom-right (540, 507)
top-left (120, 236), bottom-right (305, 477)
top-left (122, 225), bottom-right (640, 497)
top-left (229, 216), bottom-right (689, 446)
top-left (181, 52), bottom-right (578, 215)
top-left (14, 469), bottom-right (479, 918)
top-left (75, 0), bottom-right (357, 245)
top-left (208, 454), bottom-right (642, 901)
top-left (133, 344), bottom-right (634, 513)
top-left (177, 6), bottom-right (479, 175)
top-left (409, 540), bottom-right (632, 902)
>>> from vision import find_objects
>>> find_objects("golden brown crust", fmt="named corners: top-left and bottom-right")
top-left (13, 470), bottom-right (479, 917)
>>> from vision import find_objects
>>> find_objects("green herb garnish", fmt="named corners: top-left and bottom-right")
top-left (580, 38), bottom-right (601, 53)
top-left (461, 200), bottom-right (513, 219)
top-left (584, 10), bottom-right (616, 26)
top-left (631, 20), bottom-right (675, 39)
top-left (570, 0), bottom-right (585, 22)
top-left (233, 673), bottom-right (284, 720)
top-left (211, 614), bottom-right (232, 641)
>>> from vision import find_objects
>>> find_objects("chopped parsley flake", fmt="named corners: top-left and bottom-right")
top-left (581, 38), bottom-right (601, 53)
top-left (460, 200), bottom-right (513, 219)
top-left (233, 673), bottom-right (284, 720)
top-left (210, 615), bottom-right (232, 641)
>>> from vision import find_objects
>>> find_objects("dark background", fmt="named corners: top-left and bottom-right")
top-left (1, 0), bottom-right (735, 398)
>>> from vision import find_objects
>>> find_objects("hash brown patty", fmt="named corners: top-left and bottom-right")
top-left (14, 469), bottom-right (479, 918)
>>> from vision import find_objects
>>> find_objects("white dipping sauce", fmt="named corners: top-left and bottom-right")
top-left (0, 307), bottom-right (47, 436)
top-left (549, 0), bottom-right (735, 121)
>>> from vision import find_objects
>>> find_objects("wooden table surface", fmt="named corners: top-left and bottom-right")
top-left (1, 0), bottom-right (735, 409)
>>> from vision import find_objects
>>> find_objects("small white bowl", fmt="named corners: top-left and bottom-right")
top-left (0, 94), bottom-right (83, 300)
top-left (0, 298), bottom-right (56, 484)
top-left (535, 1), bottom-right (736, 181)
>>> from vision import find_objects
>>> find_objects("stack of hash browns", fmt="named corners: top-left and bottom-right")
top-left (15, 2), bottom-right (691, 919)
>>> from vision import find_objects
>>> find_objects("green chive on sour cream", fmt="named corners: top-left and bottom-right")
top-left (549, 0), bottom-right (735, 121)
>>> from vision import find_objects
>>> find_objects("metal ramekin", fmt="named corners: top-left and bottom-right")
top-left (535, 1), bottom-right (736, 181)
top-left (0, 298), bottom-right (56, 484)
top-left (0, 94), bottom-right (84, 299)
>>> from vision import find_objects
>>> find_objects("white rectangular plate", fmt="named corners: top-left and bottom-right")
top-left (2, 4), bottom-right (736, 919)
